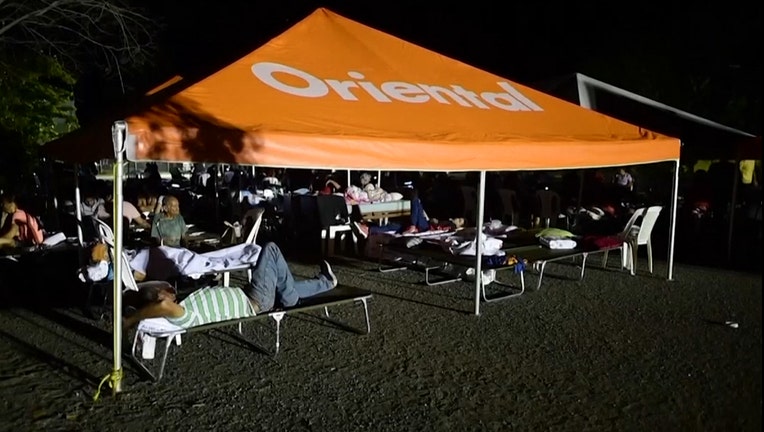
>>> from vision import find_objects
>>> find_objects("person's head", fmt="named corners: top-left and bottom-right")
top-left (618, 168), bottom-right (628, 176)
top-left (83, 191), bottom-right (100, 207)
top-left (163, 195), bottom-right (180, 217)
top-left (1, 193), bottom-right (17, 214)
top-left (359, 172), bottom-right (372, 186)
top-left (126, 281), bottom-right (176, 308)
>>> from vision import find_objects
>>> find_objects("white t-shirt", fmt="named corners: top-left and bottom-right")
top-left (96, 201), bottom-right (144, 222)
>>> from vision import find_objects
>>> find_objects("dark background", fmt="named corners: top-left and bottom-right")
top-left (76, 0), bottom-right (762, 135)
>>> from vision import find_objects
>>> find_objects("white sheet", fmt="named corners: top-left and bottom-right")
top-left (129, 243), bottom-right (262, 280)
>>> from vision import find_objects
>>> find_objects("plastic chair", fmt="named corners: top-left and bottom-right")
top-left (624, 206), bottom-right (662, 275)
top-left (497, 188), bottom-right (520, 226)
top-left (534, 189), bottom-right (562, 228)
top-left (460, 186), bottom-right (477, 224)
top-left (316, 194), bottom-right (356, 256)
top-left (602, 207), bottom-right (644, 271)
top-left (242, 207), bottom-right (265, 244)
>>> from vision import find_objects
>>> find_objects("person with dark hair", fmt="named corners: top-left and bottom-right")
top-left (123, 242), bottom-right (338, 329)
top-left (0, 193), bottom-right (44, 248)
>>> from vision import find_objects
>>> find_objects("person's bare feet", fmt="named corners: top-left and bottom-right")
top-left (402, 225), bottom-right (418, 234)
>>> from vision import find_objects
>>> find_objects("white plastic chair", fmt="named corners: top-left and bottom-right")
top-left (602, 207), bottom-right (644, 272)
top-left (93, 218), bottom-right (139, 291)
top-left (624, 206), bottom-right (662, 275)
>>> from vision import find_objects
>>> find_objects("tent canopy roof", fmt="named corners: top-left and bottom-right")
top-left (45, 8), bottom-right (679, 171)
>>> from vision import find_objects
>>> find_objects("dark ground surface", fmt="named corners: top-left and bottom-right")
top-left (0, 239), bottom-right (761, 432)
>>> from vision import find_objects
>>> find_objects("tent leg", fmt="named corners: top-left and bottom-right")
top-left (667, 159), bottom-right (680, 281)
top-left (111, 122), bottom-right (127, 394)
top-left (474, 171), bottom-right (487, 316)
top-left (74, 163), bottom-right (84, 247)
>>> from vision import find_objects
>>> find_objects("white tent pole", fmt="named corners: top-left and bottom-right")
top-left (110, 121), bottom-right (127, 394)
top-left (377, 170), bottom-right (382, 188)
top-left (576, 73), bottom-right (595, 109)
top-left (667, 159), bottom-right (680, 281)
top-left (474, 171), bottom-right (486, 316)
top-left (347, 170), bottom-right (351, 188)
top-left (73, 163), bottom-right (84, 246)
top-left (727, 159), bottom-right (740, 261)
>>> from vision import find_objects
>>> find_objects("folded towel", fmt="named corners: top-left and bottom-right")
top-left (137, 317), bottom-right (186, 336)
top-left (540, 237), bottom-right (577, 249)
top-left (43, 232), bottom-right (66, 246)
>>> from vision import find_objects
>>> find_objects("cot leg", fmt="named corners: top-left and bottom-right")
top-left (579, 253), bottom-right (588, 281)
top-left (324, 306), bottom-right (330, 317)
top-left (482, 270), bottom-right (525, 302)
top-left (131, 332), bottom-right (173, 383)
top-left (602, 250), bottom-right (609, 269)
top-left (647, 239), bottom-right (653, 274)
top-left (223, 272), bottom-right (230, 287)
top-left (271, 312), bottom-right (285, 354)
top-left (536, 261), bottom-right (547, 290)
top-left (156, 337), bottom-right (173, 382)
top-left (359, 298), bottom-right (371, 334)
top-left (238, 322), bottom-right (243, 335)
top-left (377, 244), bottom-right (408, 273)
top-left (425, 265), bottom-right (461, 286)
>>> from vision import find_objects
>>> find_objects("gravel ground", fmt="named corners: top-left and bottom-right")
top-left (0, 252), bottom-right (761, 432)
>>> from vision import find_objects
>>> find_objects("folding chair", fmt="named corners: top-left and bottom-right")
top-left (316, 195), bottom-right (357, 256)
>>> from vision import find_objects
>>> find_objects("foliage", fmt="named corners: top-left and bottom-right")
top-left (0, 0), bottom-right (158, 188)
top-left (0, 52), bottom-right (78, 145)
top-left (0, 0), bottom-right (155, 75)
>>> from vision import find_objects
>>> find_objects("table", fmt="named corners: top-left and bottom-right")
top-left (349, 200), bottom-right (411, 222)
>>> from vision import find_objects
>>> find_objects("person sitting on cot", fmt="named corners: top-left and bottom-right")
top-left (150, 195), bottom-right (188, 247)
top-left (122, 242), bottom-right (338, 329)
top-left (351, 192), bottom-right (464, 239)
top-left (0, 193), bottom-right (44, 248)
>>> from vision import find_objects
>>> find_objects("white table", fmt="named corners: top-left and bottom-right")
top-left (348, 200), bottom-right (411, 222)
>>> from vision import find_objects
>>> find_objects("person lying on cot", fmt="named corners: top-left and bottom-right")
top-left (351, 192), bottom-right (464, 238)
top-left (123, 242), bottom-right (338, 330)
top-left (80, 240), bottom-right (262, 283)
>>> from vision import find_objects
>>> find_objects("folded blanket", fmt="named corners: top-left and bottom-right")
top-left (539, 237), bottom-right (577, 249)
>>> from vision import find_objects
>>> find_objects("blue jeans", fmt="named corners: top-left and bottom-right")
top-left (244, 242), bottom-right (332, 311)
top-left (369, 197), bottom-right (429, 234)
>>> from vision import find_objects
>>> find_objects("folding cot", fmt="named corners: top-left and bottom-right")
top-left (377, 237), bottom-right (526, 303)
top-left (131, 285), bottom-right (373, 382)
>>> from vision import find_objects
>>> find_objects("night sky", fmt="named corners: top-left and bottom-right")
top-left (92, 0), bottom-right (761, 134)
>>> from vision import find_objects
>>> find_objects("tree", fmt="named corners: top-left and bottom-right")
top-left (0, 0), bottom-right (155, 78)
top-left (0, 0), bottom-right (157, 189)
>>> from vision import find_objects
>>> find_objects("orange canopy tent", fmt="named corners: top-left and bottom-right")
top-left (47, 7), bottom-right (679, 171)
top-left (44, 8), bottom-right (683, 395)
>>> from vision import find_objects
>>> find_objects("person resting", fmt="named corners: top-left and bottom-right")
top-left (150, 195), bottom-right (187, 247)
top-left (98, 196), bottom-right (151, 230)
top-left (351, 195), bottom-right (464, 238)
top-left (123, 242), bottom-right (338, 330)
top-left (0, 193), bottom-right (44, 248)
top-left (79, 241), bottom-right (264, 283)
